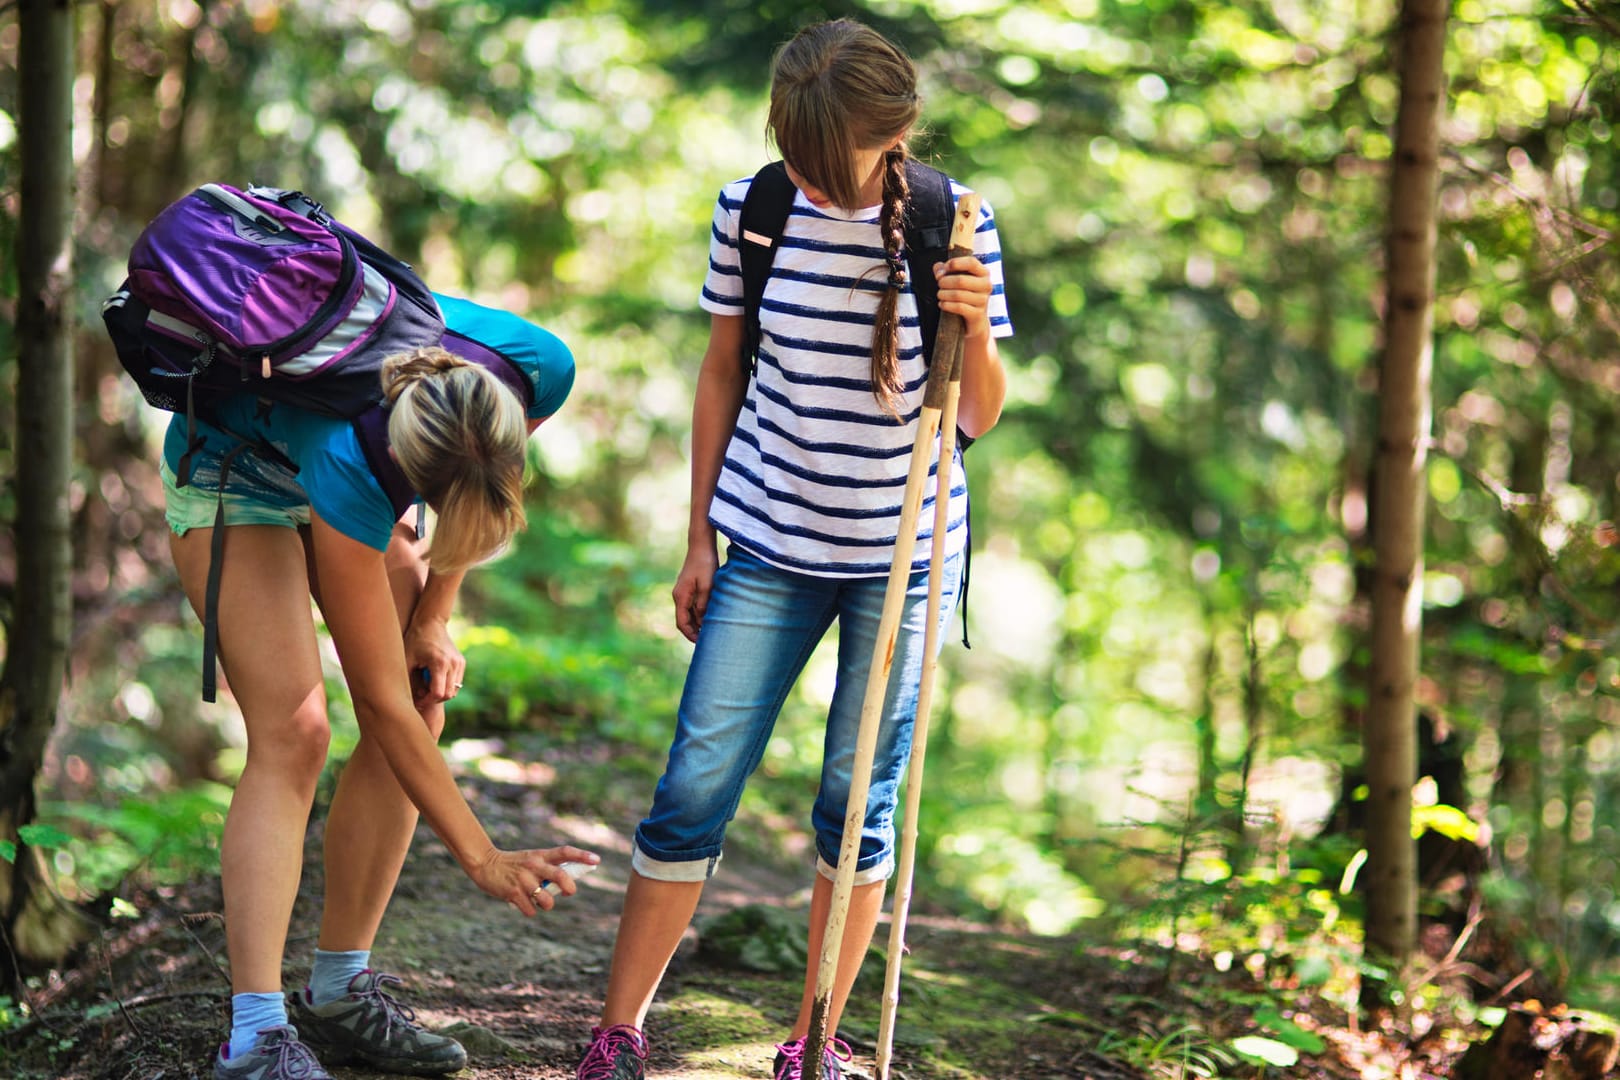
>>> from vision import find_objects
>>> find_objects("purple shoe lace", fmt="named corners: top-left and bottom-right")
top-left (343, 971), bottom-right (418, 1036)
top-left (577, 1023), bottom-right (648, 1080)
top-left (229, 1026), bottom-right (327, 1079)
top-left (773, 1035), bottom-right (852, 1080)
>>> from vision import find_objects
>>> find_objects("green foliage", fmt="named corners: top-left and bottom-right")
top-left (0, 824), bottom-right (71, 865)
top-left (1096, 1020), bottom-right (1239, 1079)
top-left (36, 786), bottom-right (230, 892)
top-left (453, 623), bottom-right (674, 743)
top-left (1119, 806), bottom-right (1368, 1031)
top-left (455, 513), bottom-right (684, 745)
top-left (1248, 1005), bottom-right (1325, 1053)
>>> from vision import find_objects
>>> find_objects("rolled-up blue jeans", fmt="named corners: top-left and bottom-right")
top-left (632, 543), bottom-right (964, 886)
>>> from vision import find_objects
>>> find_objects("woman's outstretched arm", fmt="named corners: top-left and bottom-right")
top-left (310, 511), bottom-right (597, 914)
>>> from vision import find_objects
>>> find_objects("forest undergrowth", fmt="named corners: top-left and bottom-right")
top-left (0, 729), bottom-right (1584, 1080)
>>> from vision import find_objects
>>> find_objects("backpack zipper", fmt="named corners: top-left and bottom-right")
top-left (263, 234), bottom-right (359, 366)
top-left (197, 183), bottom-right (286, 235)
top-left (194, 185), bottom-right (362, 375)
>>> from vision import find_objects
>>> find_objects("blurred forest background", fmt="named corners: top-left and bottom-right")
top-left (5, 0), bottom-right (1620, 1062)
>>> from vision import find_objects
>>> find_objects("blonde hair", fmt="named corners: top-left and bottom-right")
top-left (381, 346), bottom-right (528, 570)
top-left (768, 18), bottom-right (923, 417)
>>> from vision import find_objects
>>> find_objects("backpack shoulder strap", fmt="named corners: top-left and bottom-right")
top-left (738, 160), bottom-right (960, 372)
top-left (442, 327), bottom-right (535, 412)
top-left (353, 407), bottom-right (418, 521)
top-left (900, 160), bottom-right (956, 368)
top-left (739, 161), bottom-right (798, 375)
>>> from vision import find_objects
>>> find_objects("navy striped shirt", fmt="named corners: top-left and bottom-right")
top-left (699, 173), bottom-right (1013, 577)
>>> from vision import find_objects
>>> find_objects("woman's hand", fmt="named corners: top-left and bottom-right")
top-left (405, 612), bottom-right (465, 706)
top-left (934, 255), bottom-right (993, 339)
top-left (673, 541), bottom-right (720, 643)
top-left (467, 845), bottom-right (602, 916)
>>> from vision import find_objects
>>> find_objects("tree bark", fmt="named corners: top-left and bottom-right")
top-left (1, 0), bottom-right (86, 985)
top-left (1364, 0), bottom-right (1449, 967)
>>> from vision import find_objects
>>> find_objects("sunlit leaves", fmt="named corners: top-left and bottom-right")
top-left (1230, 1034), bottom-right (1299, 1067)
top-left (1412, 802), bottom-right (1480, 843)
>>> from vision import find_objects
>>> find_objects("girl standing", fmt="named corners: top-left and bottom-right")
top-left (575, 19), bottom-right (1011, 1080)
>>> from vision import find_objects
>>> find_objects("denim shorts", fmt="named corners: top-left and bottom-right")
top-left (161, 459), bottom-right (311, 536)
top-left (632, 543), bottom-right (964, 886)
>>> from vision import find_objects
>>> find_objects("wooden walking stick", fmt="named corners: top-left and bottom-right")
top-left (873, 331), bottom-right (962, 1080)
top-left (803, 191), bottom-right (982, 1080)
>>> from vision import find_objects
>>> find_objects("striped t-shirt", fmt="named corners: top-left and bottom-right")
top-left (699, 172), bottom-right (1013, 578)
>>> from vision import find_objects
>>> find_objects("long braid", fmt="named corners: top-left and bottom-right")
top-left (871, 147), bottom-right (910, 417)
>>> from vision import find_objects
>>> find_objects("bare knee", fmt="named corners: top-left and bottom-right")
top-left (420, 707), bottom-right (447, 742)
top-left (244, 698), bottom-right (332, 789)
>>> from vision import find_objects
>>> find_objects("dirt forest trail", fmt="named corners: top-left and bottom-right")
top-left (10, 735), bottom-right (1105, 1080)
top-left (326, 757), bottom-right (821, 1080)
top-left (305, 743), bottom-right (1094, 1080)
top-left (3, 732), bottom-right (1515, 1080)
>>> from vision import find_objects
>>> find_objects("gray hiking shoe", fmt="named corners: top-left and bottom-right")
top-left (287, 970), bottom-right (468, 1076)
top-left (212, 1025), bottom-right (332, 1080)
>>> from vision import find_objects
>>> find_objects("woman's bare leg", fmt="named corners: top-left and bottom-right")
top-left (170, 525), bottom-right (329, 994)
top-left (790, 876), bottom-right (885, 1038)
top-left (310, 520), bottom-right (441, 950)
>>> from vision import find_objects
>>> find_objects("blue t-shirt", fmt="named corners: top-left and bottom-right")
top-left (162, 293), bottom-right (574, 551)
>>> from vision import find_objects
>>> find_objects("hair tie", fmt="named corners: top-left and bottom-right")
top-left (887, 256), bottom-right (906, 289)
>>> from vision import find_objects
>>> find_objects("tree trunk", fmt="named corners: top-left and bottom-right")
top-left (162, 0), bottom-right (209, 195)
top-left (0, 0), bottom-right (88, 986)
top-left (1364, 0), bottom-right (1448, 968)
top-left (1233, 595), bottom-right (1261, 875)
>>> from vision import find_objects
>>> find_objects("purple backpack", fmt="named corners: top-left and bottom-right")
top-left (103, 183), bottom-right (445, 480)
top-left (103, 184), bottom-right (452, 702)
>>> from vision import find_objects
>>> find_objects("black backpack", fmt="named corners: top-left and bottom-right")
top-left (736, 158), bottom-right (977, 644)
top-left (739, 160), bottom-right (954, 368)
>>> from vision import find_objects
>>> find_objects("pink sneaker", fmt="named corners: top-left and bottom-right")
top-left (772, 1034), bottom-right (852, 1080)
top-left (576, 1024), bottom-right (648, 1080)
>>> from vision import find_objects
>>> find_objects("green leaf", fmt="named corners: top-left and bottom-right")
top-left (1412, 803), bottom-right (1479, 842)
top-left (1024, 1010), bottom-right (1098, 1030)
top-left (1230, 1036), bottom-right (1300, 1067)
top-left (1294, 954), bottom-right (1334, 987)
top-left (1253, 1006), bottom-right (1327, 1052)
top-left (18, 823), bottom-right (71, 850)
top-left (0, 841), bottom-right (13, 864)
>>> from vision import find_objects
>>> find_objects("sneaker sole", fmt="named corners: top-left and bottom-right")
top-left (304, 1039), bottom-right (468, 1075)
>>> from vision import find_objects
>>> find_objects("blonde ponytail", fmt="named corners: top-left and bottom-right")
top-left (383, 346), bottom-right (528, 570)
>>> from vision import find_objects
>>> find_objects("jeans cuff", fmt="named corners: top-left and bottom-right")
top-left (632, 840), bottom-right (721, 882)
top-left (815, 853), bottom-right (892, 887)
